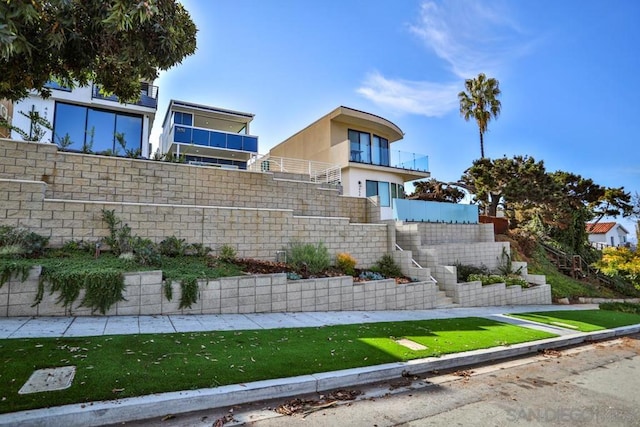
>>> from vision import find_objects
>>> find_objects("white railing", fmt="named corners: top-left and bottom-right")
top-left (248, 154), bottom-right (341, 185)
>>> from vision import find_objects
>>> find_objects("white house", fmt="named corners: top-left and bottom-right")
top-left (586, 222), bottom-right (629, 248)
top-left (11, 81), bottom-right (158, 158)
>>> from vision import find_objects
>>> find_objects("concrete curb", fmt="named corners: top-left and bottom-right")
top-left (2, 324), bottom-right (639, 427)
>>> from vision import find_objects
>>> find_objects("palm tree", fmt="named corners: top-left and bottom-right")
top-left (458, 73), bottom-right (501, 158)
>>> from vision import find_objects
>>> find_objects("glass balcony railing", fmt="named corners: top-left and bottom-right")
top-left (91, 84), bottom-right (159, 109)
top-left (172, 124), bottom-right (258, 154)
top-left (350, 149), bottom-right (429, 172)
top-left (391, 150), bottom-right (429, 172)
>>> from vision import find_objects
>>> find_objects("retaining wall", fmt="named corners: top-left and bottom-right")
top-left (0, 138), bottom-right (368, 221)
top-left (1, 269), bottom-right (441, 317)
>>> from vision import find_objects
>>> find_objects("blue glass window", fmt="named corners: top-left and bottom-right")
top-left (87, 109), bottom-right (116, 153)
top-left (242, 136), bottom-right (258, 152)
top-left (366, 180), bottom-right (392, 207)
top-left (115, 115), bottom-right (143, 153)
top-left (174, 112), bottom-right (193, 126)
top-left (53, 103), bottom-right (86, 150)
top-left (53, 102), bottom-right (142, 154)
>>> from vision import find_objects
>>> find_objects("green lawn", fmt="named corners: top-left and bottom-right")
top-left (0, 317), bottom-right (555, 414)
top-left (508, 309), bottom-right (640, 332)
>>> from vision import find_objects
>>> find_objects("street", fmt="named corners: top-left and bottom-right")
top-left (119, 335), bottom-right (640, 426)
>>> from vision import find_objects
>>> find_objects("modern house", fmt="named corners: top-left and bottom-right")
top-left (586, 221), bottom-right (629, 248)
top-left (159, 100), bottom-right (258, 169)
top-left (264, 106), bottom-right (430, 218)
top-left (10, 81), bottom-right (158, 158)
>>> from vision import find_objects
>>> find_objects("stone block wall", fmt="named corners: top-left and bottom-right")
top-left (0, 178), bottom-right (387, 265)
top-left (0, 139), bottom-right (368, 222)
top-left (444, 281), bottom-right (552, 307)
top-left (1, 269), bottom-right (441, 316)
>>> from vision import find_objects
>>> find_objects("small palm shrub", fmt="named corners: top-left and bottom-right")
top-left (336, 252), bottom-right (357, 276)
top-left (287, 241), bottom-right (331, 275)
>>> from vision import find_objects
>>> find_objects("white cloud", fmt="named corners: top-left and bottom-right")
top-left (359, 0), bottom-right (534, 116)
top-left (357, 71), bottom-right (459, 118)
top-left (409, 0), bottom-right (531, 79)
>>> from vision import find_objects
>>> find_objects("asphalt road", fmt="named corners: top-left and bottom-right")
top-left (119, 334), bottom-right (640, 426)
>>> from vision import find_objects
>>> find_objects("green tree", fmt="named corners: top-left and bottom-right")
top-left (0, 0), bottom-right (197, 102)
top-left (408, 179), bottom-right (465, 203)
top-left (458, 73), bottom-right (501, 158)
top-left (461, 155), bottom-right (550, 218)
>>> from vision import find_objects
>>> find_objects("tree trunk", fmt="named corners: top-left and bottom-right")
top-left (488, 193), bottom-right (500, 216)
top-left (479, 129), bottom-right (485, 158)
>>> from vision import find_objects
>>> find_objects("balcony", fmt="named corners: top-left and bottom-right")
top-left (171, 124), bottom-right (258, 154)
top-left (350, 149), bottom-right (429, 172)
top-left (91, 84), bottom-right (159, 109)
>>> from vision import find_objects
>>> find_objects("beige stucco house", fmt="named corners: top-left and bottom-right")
top-left (267, 106), bottom-right (430, 219)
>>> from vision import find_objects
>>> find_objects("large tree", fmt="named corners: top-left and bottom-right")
top-left (408, 178), bottom-right (465, 203)
top-left (461, 155), bottom-right (550, 217)
top-left (0, 0), bottom-right (197, 102)
top-left (458, 73), bottom-right (501, 158)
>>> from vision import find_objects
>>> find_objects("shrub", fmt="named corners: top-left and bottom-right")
top-left (287, 241), bottom-right (331, 275)
top-left (455, 262), bottom-right (490, 282)
top-left (218, 244), bottom-right (237, 263)
top-left (0, 225), bottom-right (49, 258)
top-left (359, 271), bottom-right (384, 281)
top-left (336, 252), bottom-right (357, 276)
top-left (599, 302), bottom-right (640, 315)
top-left (467, 273), bottom-right (529, 287)
top-left (372, 254), bottom-right (402, 278)
top-left (101, 209), bottom-right (132, 256)
top-left (131, 237), bottom-right (161, 266)
top-left (158, 236), bottom-right (188, 257)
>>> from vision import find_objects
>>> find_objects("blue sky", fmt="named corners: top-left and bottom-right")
top-left (151, 0), bottom-right (640, 237)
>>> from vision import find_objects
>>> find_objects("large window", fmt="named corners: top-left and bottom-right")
top-left (366, 180), bottom-right (404, 207)
top-left (349, 129), bottom-right (389, 166)
top-left (53, 102), bottom-right (142, 154)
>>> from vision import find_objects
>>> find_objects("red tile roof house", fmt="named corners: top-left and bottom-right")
top-left (586, 222), bottom-right (629, 249)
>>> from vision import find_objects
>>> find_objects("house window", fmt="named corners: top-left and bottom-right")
top-left (349, 129), bottom-right (389, 166)
top-left (174, 112), bottom-right (193, 126)
top-left (391, 183), bottom-right (405, 199)
top-left (53, 102), bottom-right (143, 154)
top-left (365, 180), bottom-right (391, 207)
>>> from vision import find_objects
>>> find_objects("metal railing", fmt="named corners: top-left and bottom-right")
top-left (248, 154), bottom-right (341, 185)
top-left (91, 84), bottom-right (159, 109)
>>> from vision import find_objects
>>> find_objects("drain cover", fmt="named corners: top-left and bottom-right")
top-left (18, 366), bottom-right (76, 394)
top-left (395, 338), bottom-right (427, 351)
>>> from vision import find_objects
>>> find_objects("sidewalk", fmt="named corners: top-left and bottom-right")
top-left (4, 304), bottom-right (640, 427)
top-left (0, 304), bottom-right (598, 339)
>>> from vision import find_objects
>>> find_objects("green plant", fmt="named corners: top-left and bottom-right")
top-left (83, 126), bottom-right (95, 153)
top-left (115, 131), bottom-right (141, 158)
top-left (335, 252), bottom-right (356, 276)
top-left (0, 225), bottom-right (49, 258)
top-left (287, 241), bottom-right (331, 275)
top-left (189, 243), bottom-right (211, 257)
top-left (0, 108), bottom-right (52, 142)
top-left (37, 266), bottom-right (125, 314)
top-left (372, 253), bottom-right (402, 278)
top-left (455, 262), bottom-right (491, 282)
top-left (131, 237), bottom-right (161, 266)
top-left (101, 209), bottom-right (132, 256)
top-left (158, 236), bottom-right (188, 257)
top-left (218, 244), bottom-right (237, 263)
top-left (0, 260), bottom-right (31, 286)
top-left (496, 246), bottom-right (523, 276)
top-left (56, 133), bottom-right (73, 150)
top-left (179, 277), bottom-right (199, 309)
